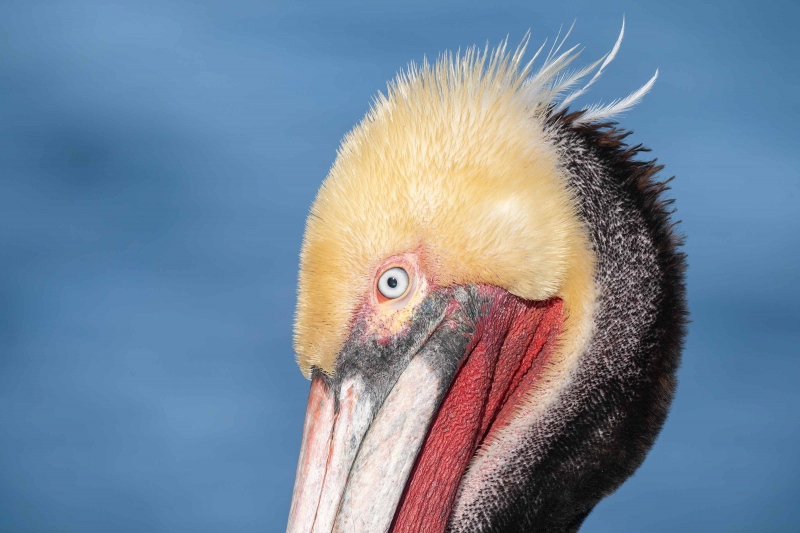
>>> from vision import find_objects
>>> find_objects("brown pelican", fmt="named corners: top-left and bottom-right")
top-left (286, 22), bottom-right (687, 533)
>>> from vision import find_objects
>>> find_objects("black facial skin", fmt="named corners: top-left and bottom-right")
top-left (311, 285), bottom-right (486, 416)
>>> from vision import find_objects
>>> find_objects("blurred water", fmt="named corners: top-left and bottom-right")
top-left (1, 1), bottom-right (798, 531)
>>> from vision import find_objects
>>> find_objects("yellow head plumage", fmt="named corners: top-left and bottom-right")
top-left (294, 40), bottom-right (599, 377)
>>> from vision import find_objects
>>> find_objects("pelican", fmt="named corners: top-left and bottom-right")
top-left (286, 22), bottom-right (687, 533)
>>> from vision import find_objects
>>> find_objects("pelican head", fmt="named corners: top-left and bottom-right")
top-left (287, 23), bottom-right (686, 533)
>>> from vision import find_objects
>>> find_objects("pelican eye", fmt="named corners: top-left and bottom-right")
top-left (377, 267), bottom-right (409, 300)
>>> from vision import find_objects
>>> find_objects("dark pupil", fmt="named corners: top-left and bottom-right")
top-left (387, 277), bottom-right (398, 289)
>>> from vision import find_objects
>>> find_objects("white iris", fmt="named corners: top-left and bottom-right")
top-left (377, 267), bottom-right (409, 299)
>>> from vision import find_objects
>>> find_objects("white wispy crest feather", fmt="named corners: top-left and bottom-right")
top-left (556, 18), bottom-right (625, 111)
top-left (577, 69), bottom-right (658, 123)
top-left (521, 17), bottom-right (657, 124)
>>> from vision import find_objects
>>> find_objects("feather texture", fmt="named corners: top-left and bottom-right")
top-left (294, 21), bottom-right (656, 376)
